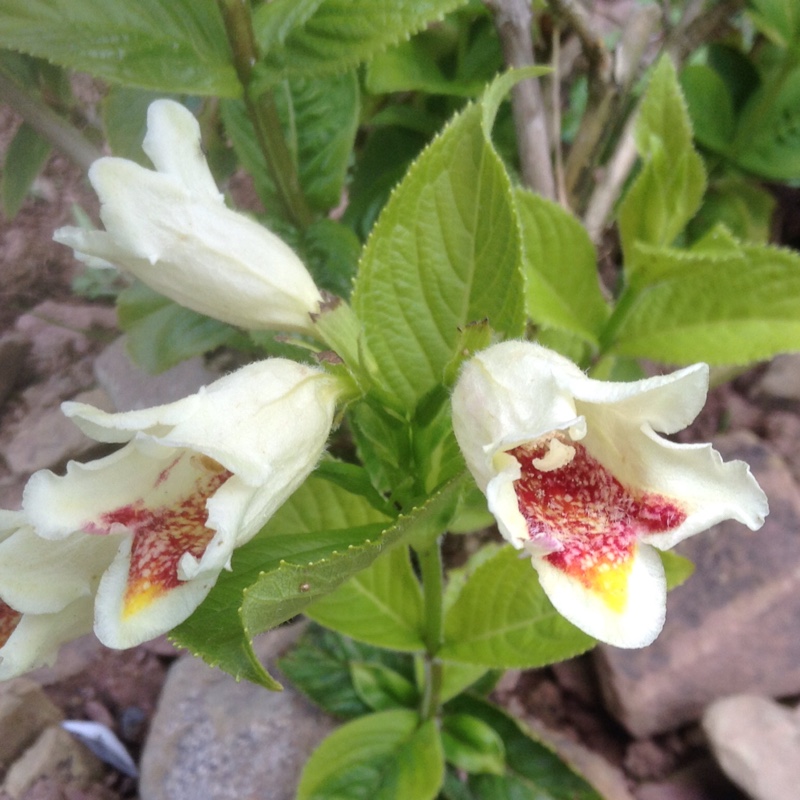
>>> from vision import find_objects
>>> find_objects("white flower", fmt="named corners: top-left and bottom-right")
top-left (22, 359), bottom-right (342, 649)
top-left (54, 99), bottom-right (322, 334)
top-left (0, 511), bottom-right (122, 679)
top-left (451, 341), bottom-right (768, 648)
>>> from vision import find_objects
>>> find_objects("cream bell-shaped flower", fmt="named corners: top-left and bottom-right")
top-left (23, 359), bottom-right (342, 650)
top-left (451, 341), bottom-right (768, 649)
top-left (0, 511), bottom-right (123, 679)
top-left (54, 99), bottom-right (322, 334)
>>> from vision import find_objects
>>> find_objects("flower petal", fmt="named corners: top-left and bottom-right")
top-left (0, 526), bottom-right (121, 614)
top-left (534, 541), bottom-right (667, 648)
top-left (61, 360), bottom-right (340, 487)
top-left (142, 100), bottom-right (221, 202)
top-left (0, 596), bottom-right (94, 680)
top-left (81, 156), bottom-right (321, 333)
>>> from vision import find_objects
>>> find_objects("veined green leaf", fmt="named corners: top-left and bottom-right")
top-left (171, 475), bottom-right (392, 688)
top-left (240, 475), bottom-right (466, 641)
top-left (221, 70), bottom-right (359, 214)
top-left (441, 547), bottom-right (595, 668)
top-left (618, 56), bottom-right (706, 266)
top-left (278, 624), bottom-right (416, 720)
top-left (253, 0), bottom-right (468, 86)
top-left (306, 545), bottom-right (425, 651)
top-left (606, 241), bottom-right (800, 365)
top-left (296, 710), bottom-right (443, 800)
top-left (0, 0), bottom-right (237, 95)
top-left (351, 75), bottom-right (526, 410)
top-left (446, 696), bottom-right (603, 799)
top-left (515, 188), bottom-right (609, 346)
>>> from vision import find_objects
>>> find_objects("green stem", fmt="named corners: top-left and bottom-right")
top-left (417, 540), bottom-right (445, 722)
top-left (0, 66), bottom-right (101, 171)
top-left (216, 0), bottom-right (313, 229)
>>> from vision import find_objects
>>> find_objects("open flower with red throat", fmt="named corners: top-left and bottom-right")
top-left (54, 99), bottom-right (322, 334)
top-left (451, 341), bottom-right (768, 648)
top-left (22, 359), bottom-right (342, 650)
top-left (0, 511), bottom-right (123, 679)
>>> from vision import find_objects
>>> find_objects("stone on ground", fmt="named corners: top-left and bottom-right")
top-left (0, 680), bottom-right (63, 768)
top-left (138, 624), bottom-right (337, 800)
top-left (702, 694), bottom-right (800, 800)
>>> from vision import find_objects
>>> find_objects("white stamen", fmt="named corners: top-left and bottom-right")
top-left (532, 437), bottom-right (576, 472)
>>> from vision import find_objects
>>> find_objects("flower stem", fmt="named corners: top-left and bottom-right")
top-left (417, 540), bottom-right (445, 721)
top-left (217, 0), bottom-right (313, 229)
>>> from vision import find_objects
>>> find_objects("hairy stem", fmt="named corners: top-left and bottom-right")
top-left (484, 0), bottom-right (556, 199)
top-left (0, 67), bottom-right (101, 172)
top-left (217, 0), bottom-right (313, 228)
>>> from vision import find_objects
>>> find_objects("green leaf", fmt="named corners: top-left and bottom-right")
top-left (366, 35), bottom-right (485, 97)
top-left (661, 550), bottom-right (694, 590)
top-left (515, 188), bottom-right (609, 346)
top-left (278, 623), bottom-right (415, 719)
top-left (221, 70), bottom-right (359, 215)
top-left (302, 218), bottom-right (361, 298)
top-left (240, 475), bottom-right (467, 640)
top-left (747, 0), bottom-right (800, 48)
top-left (2, 122), bottom-right (50, 217)
top-left (606, 242), bottom-right (800, 365)
top-left (441, 714), bottom-right (506, 775)
top-left (733, 66), bottom-right (800, 181)
top-left (171, 476), bottom-right (392, 688)
top-left (441, 547), bottom-right (595, 668)
top-left (350, 661), bottom-right (418, 711)
top-left (446, 696), bottom-right (602, 800)
top-left (439, 661), bottom-right (491, 703)
top-left (0, 0), bottom-right (238, 95)
top-left (116, 282), bottom-right (239, 374)
top-left (253, 0), bottom-right (468, 87)
top-left (348, 399), bottom-right (415, 501)
top-left (351, 78), bottom-right (525, 410)
top-left (102, 87), bottom-right (175, 165)
top-left (296, 710), bottom-right (444, 800)
top-left (618, 56), bottom-right (706, 265)
top-left (680, 64), bottom-right (735, 153)
top-left (687, 178), bottom-right (776, 245)
top-left (306, 545), bottom-right (425, 651)
top-left (342, 125), bottom-right (429, 240)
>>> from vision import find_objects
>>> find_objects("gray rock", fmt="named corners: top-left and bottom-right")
top-left (754, 353), bottom-right (800, 405)
top-left (13, 301), bottom-right (116, 381)
top-left (0, 679), bottom-right (63, 768)
top-left (2, 725), bottom-right (103, 799)
top-left (503, 696), bottom-right (636, 800)
top-left (0, 335), bottom-right (30, 409)
top-left (2, 387), bottom-right (114, 476)
top-left (138, 624), bottom-right (337, 800)
top-left (595, 433), bottom-right (800, 737)
top-left (636, 759), bottom-right (748, 800)
top-left (703, 695), bottom-right (800, 800)
top-left (94, 336), bottom-right (218, 412)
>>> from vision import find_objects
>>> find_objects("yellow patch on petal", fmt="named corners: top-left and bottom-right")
top-left (92, 453), bottom-right (231, 619)
top-left (581, 557), bottom-right (634, 613)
